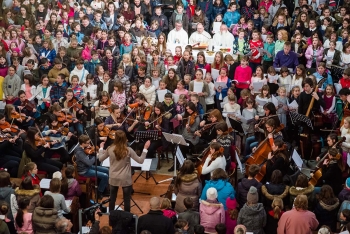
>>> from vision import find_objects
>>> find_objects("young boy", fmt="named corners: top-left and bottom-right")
top-left (151, 6), bottom-right (169, 33)
top-left (169, 3), bottom-right (189, 32)
top-left (3, 66), bottom-right (21, 104)
top-left (312, 62), bottom-right (333, 90)
top-left (190, 94), bottom-right (204, 118)
top-left (71, 22), bottom-right (84, 45)
top-left (236, 164), bottom-right (262, 207)
top-left (262, 34), bottom-right (275, 73)
top-left (183, 74), bottom-right (191, 90)
top-left (48, 58), bottom-right (70, 84)
top-left (223, 94), bottom-right (241, 118)
top-left (50, 74), bottom-right (69, 103)
top-left (162, 92), bottom-right (176, 119)
top-left (38, 58), bottom-right (52, 78)
top-left (135, 66), bottom-right (147, 87)
top-left (232, 29), bottom-right (250, 56)
top-left (151, 69), bottom-right (161, 89)
top-left (91, 10), bottom-right (107, 30)
top-left (66, 39), bottom-right (83, 71)
top-left (252, 10), bottom-right (262, 31)
top-left (84, 50), bottom-right (101, 76)
top-left (25, 59), bottom-right (40, 85)
top-left (340, 68), bottom-right (350, 89)
top-left (114, 66), bottom-right (130, 94)
top-left (106, 36), bottom-right (120, 57)
top-left (70, 58), bottom-right (89, 86)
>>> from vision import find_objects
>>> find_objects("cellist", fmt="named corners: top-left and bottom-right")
top-left (265, 139), bottom-right (289, 182)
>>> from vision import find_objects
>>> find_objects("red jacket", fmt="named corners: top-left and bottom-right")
top-left (249, 39), bottom-right (263, 64)
top-left (340, 77), bottom-right (350, 89)
top-left (22, 173), bottom-right (40, 187)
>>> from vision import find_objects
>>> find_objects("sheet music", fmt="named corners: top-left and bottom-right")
top-left (157, 90), bottom-right (167, 102)
top-left (268, 74), bottom-right (279, 83)
top-left (78, 227), bottom-right (91, 234)
top-left (102, 158), bottom-right (152, 171)
top-left (40, 178), bottom-right (51, 189)
top-left (292, 150), bottom-right (303, 169)
top-left (172, 93), bottom-right (180, 103)
top-left (162, 132), bottom-right (188, 146)
top-left (211, 69), bottom-right (220, 81)
top-left (235, 150), bottom-right (243, 174)
top-left (200, 68), bottom-right (207, 77)
top-left (193, 81), bottom-right (204, 93)
top-left (334, 83), bottom-right (342, 94)
top-left (288, 100), bottom-right (299, 110)
top-left (176, 146), bottom-right (185, 166)
top-left (252, 81), bottom-right (264, 91)
top-left (257, 47), bottom-right (272, 57)
top-left (256, 98), bottom-right (268, 106)
top-left (214, 82), bottom-right (227, 89)
top-left (271, 95), bottom-right (278, 106)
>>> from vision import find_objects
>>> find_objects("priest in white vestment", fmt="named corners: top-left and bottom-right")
top-left (167, 20), bottom-right (189, 46)
top-left (212, 24), bottom-right (235, 48)
top-left (188, 23), bottom-right (212, 45)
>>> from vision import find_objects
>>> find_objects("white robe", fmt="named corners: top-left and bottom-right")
top-left (213, 31), bottom-right (235, 47)
top-left (188, 31), bottom-right (212, 45)
top-left (167, 29), bottom-right (189, 46)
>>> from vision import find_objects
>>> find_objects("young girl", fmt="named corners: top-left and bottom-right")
top-left (232, 29), bottom-right (250, 57)
top-left (265, 197), bottom-right (284, 234)
top-left (39, 39), bottom-right (56, 64)
top-left (211, 51), bottom-right (227, 71)
top-left (0, 55), bottom-right (8, 77)
top-left (111, 81), bottom-right (126, 111)
top-left (177, 50), bottom-right (195, 79)
top-left (120, 53), bottom-right (134, 80)
top-left (22, 47), bottom-right (38, 67)
top-left (20, 75), bottom-right (36, 101)
top-left (139, 77), bottom-right (156, 106)
top-left (289, 86), bottom-right (301, 108)
top-left (15, 198), bottom-right (33, 234)
top-left (232, 16), bottom-right (248, 36)
top-left (278, 66), bottom-right (292, 94)
top-left (44, 178), bottom-right (71, 217)
top-left (22, 162), bottom-right (40, 186)
top-left (256, 85), bottom-right (271, 116)
top-left (250, 66), bottom-right (267, 94)
top-left (141, 38), bottom-right (151, 58)
top-left (205, 73), bottom-right (215, 111)
top-left (305, 37), bottom-right (324, 69)
top-left (127, 83), bottom-right (138, 104)
top-left (201, 142), bottom-right (226, 176)
top-left (82, 75), bottom-right (97, 127)
top-left (341, 117), bottom-right (350, 176)
top-left (120, 32), bottom-right (133, 56)
top-left (215, 67), bottom-right (231, 109)
top-left (60, 165), bottom-right (82, 200)
top-left (195, 51), bottom-right (211, 74)
top-left (240, 97), bottom-right (257, 136)
top-left (276, 86), bottom-right (288, 126)
top-left (323, 40), bottom-right (340, 68)
top-left (175, 94), bottom-right (187, 116)
top-left (249, 30), bottom-right (264, 72)
top-left (189, 69), bottom-right (209, 112)
top-left (174, 80), bottom-right (189, 100)
top-left (173, 46), bottom-right (182, 65)
top-left (69, 75), bottom-right (84, 99)
top-left (161, 198), bottom-right (177, 224)
top-left (321, 84), bottom-right (336, 122)
top-left (82, 40), bottom-right (95, 61)
top-left (36, 75), bottom-right (51, 113)
top-left (225, 197), bottom-right (238, 234)
top-left (233, 56), bottom-right (252, 100)
top-left (163, 68), bottom-right (179, 93)
top-left (115, 66), bottom-right (131, 94)
top-left (292, 64), bottom-right (306, 90)
top-left (274, 29), bottom-right (288, 55)
top-left (211, 13), bottom-right (224, 34)
top-left (341, 43), bottom-right (350, 68)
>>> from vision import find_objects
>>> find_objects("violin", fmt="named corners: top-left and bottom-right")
top-left (0, 121), bottom-right (20, 133)
top-left (11, 111), bottom-right (34, 121)
top-left (34, 136), bottom-right (57, 147)
top-left (57, 112), bottom-right (75, 123)
top-left (21, 99), bottom-right (36, 112)
top-left (67, 98), bottom-right (84, 113)
top-left (99, 126), bottom-right (116, 139)
top-left (100, 99), bottom-right (112, 112)
top-left (0, 132), bottom-right (14, 142)
top-left (52, 124), bottom-right (70, 136)
top-left (84, 145), bottom-right (99, 154)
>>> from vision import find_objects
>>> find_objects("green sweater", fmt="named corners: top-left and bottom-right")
top-left (274, 40), bottom-right (285, 56)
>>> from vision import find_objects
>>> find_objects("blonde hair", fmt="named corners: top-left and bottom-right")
top-left (277, 86), bottom-right (287, 94)
top-left (160, 198), bottom-right (172, 209)
top-left (121, 53), bottom-right (133, 66)
top-left (344, 117), bottom-right (350, 133)
top-left (294, 195), bottom-right (308, 210)
top-left (271, 197), bottom-right (284, 219)
top-left (278, 29), bottom-right (289, 42)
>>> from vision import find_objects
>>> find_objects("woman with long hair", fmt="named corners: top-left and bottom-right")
top-left (201, 142), bottom-right (227, 176)
top-left (98, 130), bottom-right (150, 212)
top-left (174, 160), bottom-right (202, 213)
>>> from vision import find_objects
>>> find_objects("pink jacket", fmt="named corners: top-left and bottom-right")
top-left (277, 209), bottom-right (319, 234)
top-left (64, 179), bottom-right (82, 200)
top-left (200, 200), bottom-right (225, 233)
top-left (259, 0), bottom-right (273, 11)
top-left (81, 46), bottom-right (93, 61)
top-left (304, 45), bottom-right (324, 68)
top-left (234, 66), bottom-right (252, 89)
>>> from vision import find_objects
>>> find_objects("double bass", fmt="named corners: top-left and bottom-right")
top-left (245, 124), bottom-right (285, 182)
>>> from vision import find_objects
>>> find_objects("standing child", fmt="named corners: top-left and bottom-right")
top-left (278, 66), bottom-right (292, 95)
top-left (276, 86), bottom-right (288, 126)
top-left (151, 69), bottom-right (161, 89)
top-left (265, 197), bottom-right (284, 234)
top-left (205, 73), bottom-right (215, 111)
top-left (232, 29), bottom-right (250, 58)
top-left (233, 56), bottom-right (252, 100)
top-left (274, 29), bottom-right (288, 55)
top-left (225, 198), bottom-right (238, 234)
top-left (127, 83), bottom-right (139, 105)
top-left (173, 46), bottom-right (182, 65)
top-left (240, 97), bottom-right (257, 136)
top-left (15, 198), bottom-right (33, 234)
top-left (250, 66), bottom-right (267, 94)
top-left (111, 81), bottom-right (126, 111)
top-left (312, 62), bottom-right (333, 91)
top-left (289, 86), bottom-right (301, 110)
top-left (292, 64), bottom-right (306, 91)
top-left (119, 32), bottom-right (133, 56)
top-left (156, 80), bottom-right (172, 102)
top-left (174, 80), bottom-right (189, 100)
top-left (263, 33), bottom-right (275, 73)
top-left (255, 85), bottom-right (271, 116)
top-left (176, 50), bottom-right (195, 79)
top-left (267, 66), bottom-right (279, 95)
top-left (341, 117), bottom-right (350, 171)
top-left (215, 67), bottom-right (231, 109)
top-left (22, 162), bottom-right (40, 186)
top-left (120, 53), bottom-right (133, 81)
top-left (249, 30), bottom-right (263, 73)
top-left (163, 68), bottom-right (179, 93)
top-left (223, 94), bottom-right (241, 117)
top-left (114, 66), bottom-right (131, 95)
top-left (321, 84), bottom-right (336, 125)
top-left (83, 75), bottom-right (97, 127)
top-left (175, 94), bottom-right (187, 115)
top-left (69, 75), bottom-right (84, 99)
top-left (340, 68), bottom-right (350, 89)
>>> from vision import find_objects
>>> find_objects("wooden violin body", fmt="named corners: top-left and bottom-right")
top-left (129, 103), bottom-right (152, 121)
top-left (99, 126), bottom-right (116, 139)
top-left (196, 146), bottom-right (210, 178)
top-left (84, 145), bottom-right (99, 155)
top-left (0, 121), bottom-right (20, 133)
top-left (245, 124), bottom-right (285, 182)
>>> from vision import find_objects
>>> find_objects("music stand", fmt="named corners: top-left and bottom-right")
top-left (135, 131), bottom-right (159, 142)
top-left (227, 117), bottom-right (244, 134)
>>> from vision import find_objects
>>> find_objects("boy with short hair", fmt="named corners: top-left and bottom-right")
top-left (91, 10), bottom-right (107, 30)
top-left (48, 58), bottom-right (70, 84)
top-left (114, 66), bottom-right (130, 94)
top-left (190, 94), bottom-right (204, 118)
top-left (340, 68), bottom-right (350, 89)
top-left (50, 74), bottom-right (69, 103)
top-left (38, 58), bottom-right (52, 78)
top-left (161, 91), bottom-right (176, 118)
top-left (183, 74), bottom-right (191, 90)
top-left (151, 6), bottom-right (169, 33)
top-left (262, 34), bottom-right (275, 73)
top-left (84, 50), bottom-right (101, 76)
top-left (71, 22), bottom-right (84, 45)
top-left (169, 3), bottom-right (189, 32)
top-left (69, 58), bottom-right (89, 86)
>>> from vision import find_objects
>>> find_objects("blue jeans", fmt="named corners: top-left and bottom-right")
top-left (244, 136), bottom-right (258, 156)
top-left (70, 122), bottom-right (84, 136)
top-left (82, 166), bottom-right (109, 193)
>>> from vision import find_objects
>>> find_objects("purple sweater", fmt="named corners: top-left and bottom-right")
top-left (64, 179), bottom-right (82, 200)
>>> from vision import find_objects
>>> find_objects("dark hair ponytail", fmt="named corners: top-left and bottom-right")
top-left (15, 198), bottom-right (30, 228)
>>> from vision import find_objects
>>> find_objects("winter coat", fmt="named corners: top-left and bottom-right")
top-left (237, 203), bottom-right (266, 234)
top-left (163, 208), bottom-right (177, 224)
top-left (197, 0), bottom-right (213, 21)
top-left (201, 179), bottom-right (235, 210)
top-left (223, 11), bottom-right (241, 27)
top-left (314, 198), bottom-right (339, 231)
top-left (15, 188), bottom-right (40, 213)
top-left (237, 178), bottom-right (262, 208)
top-left (0, 187), bottom-right (14, 220)
top-left (323, 48), bottom-right (341, 66)
top-left (277, 208), bottom-right (319, 234)
top-left (305, 45), bottom-right (324, 68)
top-left (101, 56), bottom-right (119, 77)
top-left (262, 183), bottom-right (289, 208)
top-left (32, 207), bottom-right (58, 234)
top-left (176, 59), bottom-right (195, 79)
top-left (200, 200), bottom-right (225, 233)
top-left (312, 70), bottom-right (333, 90)
top-left (137, 210), bottom-right (175, 234)
top-left (139, 85), bottom-right (156, 106)
top-left (211, 5), bottom-right (226, 22)
top-left (289, 185), bottom-right (315, 210)
top-left (320, 162), bottom-right (343, 196)
top-left (146, 60), bottom-right (166, 78)
top-left (64, 178), bottom-right (82, 200)
top-left (39, 48), bottom-right (56, 63)
top-left (178, 209), bottom-right (200, 234)
top-left (174, 172), bottom-right (202, 213)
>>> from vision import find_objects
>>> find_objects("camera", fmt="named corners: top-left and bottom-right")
top-left (83, 198), bottom-right (110, 222)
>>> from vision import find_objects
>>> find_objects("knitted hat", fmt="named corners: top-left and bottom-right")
top-left (206, 187), bottom-right (218, 200)
top-left (226, 197), bottom-right (237, 210)
top-left (12, 48), bottom-right (20, 54)
top-left (234, 225), bottom-right (247, 234)
top-left (53, 171), bottom-right (62, 180)
top-left (247, 186), bottom-right (258, 204)
top-left (346, 177), bottom-right (350, 188)
top-left (318, 227), bottom-right (331, 234)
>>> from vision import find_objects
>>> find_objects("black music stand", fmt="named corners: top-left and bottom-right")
top-left (227, 117), bottom-right (244, 134)
top-left (135, 131), bottom-right (159, 142)
top-left (133, 158), bottom-right (158, 186)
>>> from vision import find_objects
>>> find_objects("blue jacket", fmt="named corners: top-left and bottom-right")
top-left (232, 38), bottom-right (250, 55)
top-left (201, 179), bottom-right (236, 210)
top-left (90, 19), bottom-right (108, 30)
top-left (197, 0), bottom-right (213, 20)
top-left (223, 11), bottom-right (241, 27)
top-left (211, 5), bottom-right (226, 22)
top-left (84, 59), bottom-right (101, 76)
top-left (313, 70), bottom-right (333, 90)
top-left (39, 48), bottom-right (56, 63)
top-left (215, 78), bottom-right (232, 101)
top-left (263, 42), bottom-right (275, 61)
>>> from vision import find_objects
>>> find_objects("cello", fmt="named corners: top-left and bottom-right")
top-left (309, 136), bottom-right (345, 186)
top-left (245, 124), bottom-right (284, 182)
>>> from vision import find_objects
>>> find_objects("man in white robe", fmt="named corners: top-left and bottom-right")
top-left (212, 24), bottom-right (235, 48)
top-left (188, 23), bottom-right (212, 45)
top-left (167, 20), bottom-right (189, 46)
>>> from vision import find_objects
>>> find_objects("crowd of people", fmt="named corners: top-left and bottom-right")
top-left (2, 0), bottom-right (350, 233)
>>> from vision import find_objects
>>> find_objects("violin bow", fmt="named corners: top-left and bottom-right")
top-left (119, 107), bottom-right (135, 126)
top-left (147, 108), bottom-right (174, 127)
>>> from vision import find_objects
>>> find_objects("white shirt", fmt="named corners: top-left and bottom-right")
top-left (202, 156), bottom-right (226, 176)
top-left (167, 28), bottom-right (189, 45)
top-left (212, 31), bottom-right (235, 48)
top-left (205, 82), bottom-right (215, 105)
top-left (188, 31), bottom-right (212, 45)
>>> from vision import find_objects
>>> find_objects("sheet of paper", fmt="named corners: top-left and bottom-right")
top-left (339, 230), bottom-right (350, 234)
top-left (102, 158), bottom-right (152, 171)
top-left (271, 95), bottom-right (278, 107)
top-left (214, 82), bottom-right (227, 89)
top-left (172, 93), bottom-right (180, 103)
top-left (268, 74), bottom-right (279, 83)
top-left (78, 226), bottom-right (91, 234)
top-left (256, 98), bottom-right (268, 106)
top-left (253, 82), bottom-right (264, 91)
top-left (157, 90), bottom-right (167, 102)
top-left (176, 146), bottom-right (185, 166)
top-left (292, 150), bottom-right (303, 169)
top-left (211, 69), bottom-right (220, 81)
top-left (257, 47), bottom-right (272, 57)
top-left (65, 200), bottom-right (72, 207)
top-left (288, 100), bottom-right (299, 109)
top-left (40, 178), bottom-right (51, 189)
top-left (193, 81), bottom-right (204, 93)
top-left (200, 68), bottom-right (206, 78)
top-left (213, 22), bottom-right (222, 34)
top-left (235, 150), bottom-right (243, 174)
top-left (334, 83), bottom-right (342, 94)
